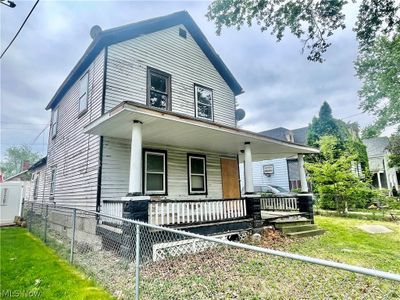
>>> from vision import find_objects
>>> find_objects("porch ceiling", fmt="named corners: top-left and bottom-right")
top-left (84, 101), bottom-right (319, 162)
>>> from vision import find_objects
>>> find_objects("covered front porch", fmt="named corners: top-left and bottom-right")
top-left (84, 101), bottom-right (318, 233)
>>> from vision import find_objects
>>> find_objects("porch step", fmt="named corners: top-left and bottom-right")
top-left (271, 219), bottom-right (311, 229)
top-left (281, 224), bottom-right (318, 234)
top-left (286, 229), bottom-right (325, 238)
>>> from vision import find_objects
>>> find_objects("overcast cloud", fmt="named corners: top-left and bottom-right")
top-left (0, 0), bottom-right (391, 160)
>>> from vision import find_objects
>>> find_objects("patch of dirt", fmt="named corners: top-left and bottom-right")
top-left (244, 227), bottom-right (294, 250)
top-left (260, 227), bottom-right (293, 248)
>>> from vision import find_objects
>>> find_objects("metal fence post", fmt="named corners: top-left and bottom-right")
top-left (28, 202), bottom-right (33, 232)
top-left (44, 204), bottom-right (49, 243)
top-left (135, 224), bottom-right (141, 300)
top-left (70, 208), bottom-right (77, 264)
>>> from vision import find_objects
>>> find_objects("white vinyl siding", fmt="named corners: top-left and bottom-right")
top-left (240, 158), bottom-right (290, 192)
top-left (100, 137), bottom-right (228, 205)
top-left (43, 49), bottom-right (105, 210)
top-left (105, 25), bottom-right (236, 127)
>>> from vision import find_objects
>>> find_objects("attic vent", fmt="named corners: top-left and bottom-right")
top-left (179, 28), bottom-right (187, 39)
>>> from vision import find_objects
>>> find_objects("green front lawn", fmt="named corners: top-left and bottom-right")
top-left (1, 217), bottom-right (399, 299)
top-left (140, 216), bottom-right (400, 299)
top-left (288, 216), bottom-right (400, 273)
top-left (0, 227), bottom-right (113, 300)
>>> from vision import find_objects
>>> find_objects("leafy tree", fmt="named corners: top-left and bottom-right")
top-left (361, 124), bottom-right (383, 139)
top-left (306, 102), bottom-right (369, 172)
top-left (306, 136), bottom-right (376, 212)
top-left (388, 128), bottom-right (400, 168)
top-left (207, 0), bottom-right (399, 62)
top-left (307, 101), bottom-right (348, 147)
top-left (355, 34), bottom-right (400, 131)
top-left (0, 145), bottom-right (40, 179)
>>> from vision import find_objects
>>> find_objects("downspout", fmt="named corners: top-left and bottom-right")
top-left (96, 46), bottom-right (108, 212)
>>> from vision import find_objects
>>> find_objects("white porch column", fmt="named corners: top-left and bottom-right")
top-left (298, 154), bottom-right (309, 193)
top-left (377, 172), bottom-right (382, 189)
top-left (244, 142), bottom-right (254, 194)
top-left (393, 173), bottom-right (399, 191)
top-left (128, 120), bottom-right (143, 195)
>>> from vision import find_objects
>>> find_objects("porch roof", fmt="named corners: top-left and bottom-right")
top-left (84, 101), bottom-right (319, 162)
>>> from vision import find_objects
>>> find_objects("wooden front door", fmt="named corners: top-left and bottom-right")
top-left (220, 158), bottom-right (240, 199)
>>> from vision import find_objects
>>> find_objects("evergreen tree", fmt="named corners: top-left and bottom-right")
top-left (307, 101), bottom-right (348, 147)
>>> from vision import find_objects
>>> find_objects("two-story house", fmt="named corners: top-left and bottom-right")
top-left (31, 11), bottom-right (318, 235)
top-left (363, 137), bottom-right (399, 192)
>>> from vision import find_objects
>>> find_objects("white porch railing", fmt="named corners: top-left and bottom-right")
top-left (101, 200), bottom-right (124, 225)
top-left (260, 196), bottom-right (298, 211)
top-left (149, 199), bottom-right (248, 226)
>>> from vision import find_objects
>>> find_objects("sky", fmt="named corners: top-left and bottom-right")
top-left (0, 0), bottom-right (394, 160)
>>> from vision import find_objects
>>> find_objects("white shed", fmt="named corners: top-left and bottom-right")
top-left (0, 181), bottom-right (28, 225)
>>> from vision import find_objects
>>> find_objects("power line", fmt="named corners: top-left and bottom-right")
top-left (340, 112), bottom-right (365, 120)
top-left (0, 0), bottom-right (40, 59)
top-left (30, 122), bottom-right (49, 145)
top-left (1, 121), bottom-right (48, 125)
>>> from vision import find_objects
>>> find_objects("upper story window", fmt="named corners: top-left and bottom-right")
top-left (147, 68), bottom-right (171, 110)
top-left (144, 150), bottom-right (167, 195)
top-left (49, 167), bottom-right (56, 198)
top-left (188, 154), bottom-right (207, 195)
top-left (79, 72), bottom-right (89, 115)
top-left (51, 108), bottom-right (58, 138)
top-left (194, 85), bottom-right (213, 121)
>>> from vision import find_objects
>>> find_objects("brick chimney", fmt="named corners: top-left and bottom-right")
top-left (22, 160), bottom-right (30, 171)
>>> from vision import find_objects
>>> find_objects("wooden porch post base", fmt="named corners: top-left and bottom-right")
top-left (120, 198), bottom-right (150, 261)
top-left (245, 195), bottom-right (263, 232)
top-left (297, 193), bottom-right (314, 224)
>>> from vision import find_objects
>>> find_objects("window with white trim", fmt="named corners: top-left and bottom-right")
top-left (144, 151), bottom-right (166, 194)
top-left (188, 155), bottom-right (207, 194)
top-left (51, 108), bottom-right (58, 138)
top-left (79, 72), bottom-right (89, 115)
top-left (33, 173), bottom-right (40, 199)
top-left (49, 168), bottom-right (56, 198)
top-left (195, 85), bottom-right (213, 120)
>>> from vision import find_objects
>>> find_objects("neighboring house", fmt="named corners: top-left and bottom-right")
top-left (243, 126), bottom-right (309, 191)
top-left (27, 157), bottom-right (47, 202)
top-left (1, 164), bottom-right (35, 224)
top-left (32, 11), bottom-right (318, 235)
top-left (4, 170), bottom-right (31, 182)
top-left (363, 137), bottom-right (399, 191)
top-left (0, 182), bottom-right (25, 225)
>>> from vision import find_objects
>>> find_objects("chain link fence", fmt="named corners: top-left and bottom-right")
top-left (23, 202), bottom-right (400, 299)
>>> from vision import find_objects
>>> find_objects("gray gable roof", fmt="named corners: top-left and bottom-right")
top-left (259, 127), bottom-right (291, 141)
top-left (362, 137), bottom-right (389, 158)
top-left (29, 156), bottom-right (47, 171)
top-left (46, 11), bottom-right (243, 110)
top-left (259, 126), bottom-right (308, 145)
top-left (292, 127), bottom-right (308, 145)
